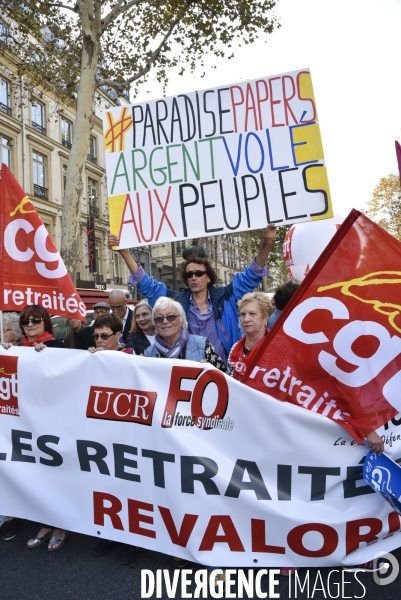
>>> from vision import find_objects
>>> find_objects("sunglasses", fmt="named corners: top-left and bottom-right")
top-left (92, 332), bottom-right (115, 340)
top-left (21, 318), bottom-right (43, 326)
top-left (185, 270), bottom-right (207, 279)
top-left (154, 314), bottom-right (180, 324)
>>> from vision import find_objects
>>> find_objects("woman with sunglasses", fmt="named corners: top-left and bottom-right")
top-left (14, 306), bottom-right (68, 551)
top-left (145, 296), bottom-right (225, 369)
top-left (125, 300), bottom-right (155, 355)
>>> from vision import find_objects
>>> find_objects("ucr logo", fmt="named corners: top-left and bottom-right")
top-left (0, 356), bottom-right (19, 417)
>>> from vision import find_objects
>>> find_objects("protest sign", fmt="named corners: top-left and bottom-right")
top-left (0, 165), bottom-right (86, 320)
top-left (241, 210), bottom-right (401, 442)
top-left (103, 69), bottom-right (332, 249)
top-left (0, 347), bottom-right (400, 567)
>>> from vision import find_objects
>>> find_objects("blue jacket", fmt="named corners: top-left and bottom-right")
top-left (136, 265), bottom-right (263, 356)
top-left (145, 334), bottom-right (206, 362)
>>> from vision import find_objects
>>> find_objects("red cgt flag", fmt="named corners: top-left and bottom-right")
top-left (0, 165), bottom-right (86, 320)
top-left (241, 210), bottom-right (401, 442)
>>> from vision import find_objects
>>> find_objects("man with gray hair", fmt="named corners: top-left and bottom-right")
top-left (108, 290), bottom-right (132, 344)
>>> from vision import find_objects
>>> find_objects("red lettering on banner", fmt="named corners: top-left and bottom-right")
top-left (128, 499), bottom-right (156, 538)
top-left (0, 355), bottom-right (19, 416)
top-left (87, 386), bottom-right (157, 425)
top-left (383, 511), bottom-right (401, 539)
top-left (251, 519), bottom-right (285, 554)
top-left (162, 366), bottom-right (203, 428)
top-left (199, 516), bottom-right (245, 552)
top-left (158, 506), bottom-right (198, 547)
top-left (93, 491), bottom-right (124, 530)
top-left (345, 518), bottom-right (382, 555)
top-left (287, 523), bottom-right (338, 557)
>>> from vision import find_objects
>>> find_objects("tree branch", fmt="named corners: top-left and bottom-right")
top-left (101, 0), bottom-right (145, 32)
top-left (96, 14), bottom-right (182, 89)
top-left (43, 2), bottom-right (77, 11)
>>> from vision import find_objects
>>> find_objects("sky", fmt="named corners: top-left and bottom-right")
top-left (134, 0), bottom-right (401, 219)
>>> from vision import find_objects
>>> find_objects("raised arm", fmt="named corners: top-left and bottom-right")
top-left (108, 234), bottom-right (138, 275)
top-left (254, 224), bottom-right (277, 267)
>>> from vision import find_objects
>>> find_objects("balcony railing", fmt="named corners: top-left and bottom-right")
top-left (0, 102), bottom-right (11, 116)
top-left (62, 138), bottom-right (72, 150)
top-left (93, 273), bottom-right (104, 282)
top-left (34, 184), bottom-right (48, 200)
top-left (89, 204), bottom-right (100, 218)
top-left (31, 121), bottom-right (46, 136)
top-left (113, 277), bottom-right (122, 285)
top-left (87, 153), bottom-right (97, 164)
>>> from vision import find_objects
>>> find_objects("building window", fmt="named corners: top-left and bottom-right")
top-left (88, 136), bottom-right (97, 164)
top-left (61, 118), bottom-right (72, 149)
top-left (0, 135), bottom-right (11, 169)
top-left (31, 102), bottom-right (46, 135)
top-left (0, 23), bottom-right (8, 45)
top-left (62, 164), bottom-right (67, 192)
top-left (0, 79), bottom-right (11, 116)
top-left (88, 178), bottom-right (99, 217)
top-left (33, 151), bottom-right (48, 199)
top-left (175, 240), bottom-right (184, 254)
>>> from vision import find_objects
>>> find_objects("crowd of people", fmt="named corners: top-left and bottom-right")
top-left (0, 223), bottom-right (385, 579)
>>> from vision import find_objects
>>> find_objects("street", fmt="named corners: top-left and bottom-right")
top-left (0, 519), bottom-right (400, 600)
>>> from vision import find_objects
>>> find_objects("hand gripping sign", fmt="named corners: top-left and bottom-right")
top-left (0, 165), bottom-right (86, 319)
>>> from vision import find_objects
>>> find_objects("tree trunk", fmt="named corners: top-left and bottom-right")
top-left (61, 11), bottom-right (99, 281)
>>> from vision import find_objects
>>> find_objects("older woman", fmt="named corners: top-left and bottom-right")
top-left (227, 291), bottom-right (272, 381)
top-left (126, 300), bottom-right (155, 354)
top-left (145, 297), bottom-right (225, 370)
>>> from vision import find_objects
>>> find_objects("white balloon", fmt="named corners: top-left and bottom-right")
top-left (283, 215), bottom-right (344, 281)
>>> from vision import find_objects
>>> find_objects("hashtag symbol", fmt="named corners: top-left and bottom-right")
top-left (104, 107), bottom-right (133, 153)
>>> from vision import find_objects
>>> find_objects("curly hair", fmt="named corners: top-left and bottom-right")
top-left (19, 305), bottom-right (52, 335)
top-left (237, 292), bottom-right (273, 319)
top-left (180, 256), bottom-right (217, 287)
top-left (3, 312), bottom-right (23, 344)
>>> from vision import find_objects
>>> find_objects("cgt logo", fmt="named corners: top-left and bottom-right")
top-left (86, 386), bottom-right (157, 425)
top-left (0, 356), bottom-right (19, 416)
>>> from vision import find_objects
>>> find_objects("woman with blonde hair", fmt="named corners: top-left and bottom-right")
top-left (227, 291), bottom-right (272, 381)
top-left (125, 300), bottom-right (155, 354)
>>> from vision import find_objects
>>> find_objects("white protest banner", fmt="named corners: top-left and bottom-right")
top-left (0, 347), bottom-right (399, 567)
top-left (104, 69), bottom-right (332, 249)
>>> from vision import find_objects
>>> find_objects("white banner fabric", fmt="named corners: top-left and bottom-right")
top-left (0, 347), bottom-right (400, 567)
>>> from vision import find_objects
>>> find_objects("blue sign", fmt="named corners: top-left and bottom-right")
top-left (364, 452), bottom-right (401, 515)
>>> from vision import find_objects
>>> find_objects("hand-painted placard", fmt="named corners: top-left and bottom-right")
top-left (103, 69), bottom-right (332, 249)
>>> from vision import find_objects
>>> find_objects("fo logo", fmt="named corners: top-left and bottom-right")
top-left (0, 356), bottom-right (19, 416)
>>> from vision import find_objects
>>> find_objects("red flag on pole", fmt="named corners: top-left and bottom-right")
top-left (0, 165), bottom-right (86, 320)
top-left (395, 141), bottom-right (401, 187)
top-left (241, 210), bottom-right (401, 442)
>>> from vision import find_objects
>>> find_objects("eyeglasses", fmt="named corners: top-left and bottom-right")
top-left (94, 309), bottom-right (108, 315)
top-left (185, 270), bottom-right (207, 279)
top-left (92, 332), bottom-right (115, 340)
top-left (21, 318), bottom-right (43, 326)
top-left (110, 303), bottom-right (126, 310)
top-left (154, 314), bottom-right (180, 324)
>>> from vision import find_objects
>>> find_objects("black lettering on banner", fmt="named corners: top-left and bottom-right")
top-left (225, 459), bottom-right (271, 500)
top-left (181, 456), bottom-right (220, 495)
top-left (113, 443), bottom-right (140, 482)
top-left (11, 430), bottom-right (35, 463)
top-left (155, 100), bottom-right (169, 146)
top-left (203, 90), bottom-right (216, 138)
top-left (76, 440), bottom-right (110, 475)
top-left (298, 466), bottom-right (341, 501)
top-left (277, 464), bottom-right (292, 500)
top-left (37, 435), bottom-right (63, 467)
top-left (279, 167), bottom-right (307, 221)
top-left (179, 95), bottom-right (196, 143)
top-left (201, 180), bottom-right (224, 233)
top-left (142, 449), bottom-right (175, 488)
top-left (143, 104), bottom-right (156, 147)
top-left (179, 183), bottom-right (199, 237)
top-left (131, 105), bottom-right (144, 148)
top-left (343, 465), bottom-right (375, 499)
top-left (170, 97), bottom-right (183, 143)
top-left (242, 175), bottom-right (260, 227)
top-left (217, 87), bottom-right (234, 135)
top-left (221, 179), bottom-right (241, 230)
top-left (303, 164), bottom-right (329, 217)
